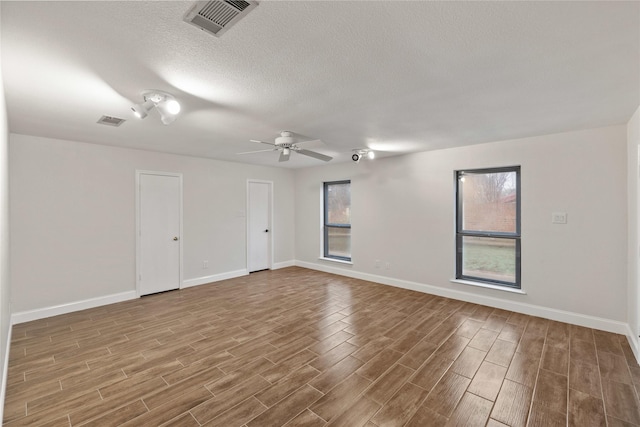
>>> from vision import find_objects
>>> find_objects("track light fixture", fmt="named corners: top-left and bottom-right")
top-left (131, 99), bottom-right (154, 119)
top-left (131, 91), bottom-right (181, 125)
top-left (352, 149), bottom-right (375, 162)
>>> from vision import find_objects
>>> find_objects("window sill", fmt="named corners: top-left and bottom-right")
top-left (318, 257), bottom-right (353, 265)
top-left (450, 279), bottom-right (527, 295)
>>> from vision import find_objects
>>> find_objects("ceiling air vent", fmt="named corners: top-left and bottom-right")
top-left (97, 115), bottom-right (125, 127)
top-left (184, 0), bottom-right (258, 37)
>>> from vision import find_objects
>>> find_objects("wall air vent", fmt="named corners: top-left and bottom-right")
top-left (183, 0), bottom-right (258, 37)
top-left (97, 116), bottom-right (125, 127)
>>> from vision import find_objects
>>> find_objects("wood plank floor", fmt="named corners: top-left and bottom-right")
top-left (4, 267), bottom-right (640, 426)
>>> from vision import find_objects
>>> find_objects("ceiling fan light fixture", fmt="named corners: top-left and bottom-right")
top-left (282, 147), bottom-right (291, 155)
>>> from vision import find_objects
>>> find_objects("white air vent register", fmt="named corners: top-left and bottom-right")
top-left (184, 0), bottom-right (258, 37)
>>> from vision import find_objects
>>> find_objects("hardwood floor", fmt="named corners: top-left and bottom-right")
top-left (4, 267), bottom-right (640, 426)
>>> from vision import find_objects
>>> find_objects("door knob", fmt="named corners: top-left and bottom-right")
top-left (264, 229), bottom-right (269, 233)
top-left (173, 237), bottom-right (179, 241)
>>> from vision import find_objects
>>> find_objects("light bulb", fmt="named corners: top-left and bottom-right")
top-left (165, 99), bottom-right (181, 115)
top-left (367, 151), bottom-right (375, 159)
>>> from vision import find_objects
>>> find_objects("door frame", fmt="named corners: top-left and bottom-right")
top-left (246, 179), bottom-right (273, 272)
top-left (136, 170), bottom-right (184, 297)
top-left (637, 148), bottom-right (640, 339)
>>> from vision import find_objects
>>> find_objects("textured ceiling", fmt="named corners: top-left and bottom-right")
top-left (1, 1), bottom-right (639, 168)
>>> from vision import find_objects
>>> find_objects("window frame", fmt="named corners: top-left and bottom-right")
top-left (323, 180), bottom-right (352, 262)
top-left (455, 166), bottom-right (521, 289)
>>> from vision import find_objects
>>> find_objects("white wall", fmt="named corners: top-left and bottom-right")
top-left (6, 124), bottom-right (632, 332)
top-left (295, 125), bottom-right (628, 327)
top-left (9, 134), bottom-right (295, 314)
top-left (0, 3), bottom-right (12, 417)
top-left (628, 106), bottom-right (640, 353)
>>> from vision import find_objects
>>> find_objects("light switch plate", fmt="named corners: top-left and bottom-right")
top-left (552, 212), bottom-right (568, 224)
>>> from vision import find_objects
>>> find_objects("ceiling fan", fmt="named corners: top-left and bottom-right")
top-left (238, 131), bottom-right (333, 162)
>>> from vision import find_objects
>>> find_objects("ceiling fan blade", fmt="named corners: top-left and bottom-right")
top-left (250, 139), bottom-right (276, 146)
top-left (297, 149), bottom-right (332, 162)
top-left (296, 139), bottom-right (322, 145)
top-left (237, 148), bottom-right (278, 155)
top-left (279, 151), bottom-right (290, 162)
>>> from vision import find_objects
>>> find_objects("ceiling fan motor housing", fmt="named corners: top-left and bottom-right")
top-left (275, 131), bottom-right (296, 147)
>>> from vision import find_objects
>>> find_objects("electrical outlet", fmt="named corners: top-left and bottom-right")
top-left (385, 262), bottom-right (391, 270)
top-left (375, 260), bottom-right (381, 269)
top-left (552, 212), bottom-right (567, 224)
top-left (203, 260), bottom-right (208, 269)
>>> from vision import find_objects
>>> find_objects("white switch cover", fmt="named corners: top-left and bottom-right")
top-left (552, 212), bottom-right (568, 224)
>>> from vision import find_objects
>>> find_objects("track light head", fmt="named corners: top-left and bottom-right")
top-left (352, 149), bottom-right (374, 162)
top-left (131, 99), bottom-right (154, 119)
top-left (158, 111), bottom-right (176, 125)
top-left (165, 99), bottom-right (181, 115)
top-left (156, 100), bottom-right (179, 125)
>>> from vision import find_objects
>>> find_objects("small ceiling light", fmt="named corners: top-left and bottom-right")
top-left (352, 149), bottom-right (375, 162)
top-left (131, 90), bottom-right (181, 125)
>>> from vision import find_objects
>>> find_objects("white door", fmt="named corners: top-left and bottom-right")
top-left (138, 172), bottom-right (181, 295)
top-left (248, 181), bottom-right (271, 272)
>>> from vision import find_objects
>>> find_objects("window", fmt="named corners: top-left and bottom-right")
top-left (323, 180), bottom-right (351, 261)
top-left (455, 166), bottom-right (521, 288)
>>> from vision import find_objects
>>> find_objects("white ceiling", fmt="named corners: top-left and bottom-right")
top-left (1, 1), bottom-right (639, 168)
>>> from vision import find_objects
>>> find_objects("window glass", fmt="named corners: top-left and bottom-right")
top-left (326, 227), bottom-right (351, 259)
top-left (456, 167), bottom-right (520, 288)
top-left (460, 171), bottom-right (517, 234)
top-left (324, 181), bottom-right (351, 261)
top-left (461, 236), bottom-right (516, 284)
top-left (326, 182), bottom-right (351, 224)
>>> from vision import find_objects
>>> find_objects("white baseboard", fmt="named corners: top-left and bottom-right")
top-left (295, 260), bottom-right (630, 336)
top-left (182, 269), bottom-right (248, 289)
top-left (625, 324), bottom-right (640, 364)
top-left (0, 318), bottom-right (12, 424)
top-left (11, 269), bottom-right (251, 324)
top-left (272, 260), bottom-right (296, 270)
top-left (11, 291), bottom-right (137, 325)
